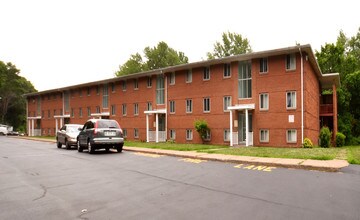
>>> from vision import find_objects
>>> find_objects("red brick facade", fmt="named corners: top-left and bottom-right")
top-left (25, 45), bottom-right (340, 147)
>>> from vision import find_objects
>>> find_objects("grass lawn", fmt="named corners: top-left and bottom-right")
top-left (346, 146), bottom-right (360, 164)
top-left (125, 141), bottom-right (228, 151)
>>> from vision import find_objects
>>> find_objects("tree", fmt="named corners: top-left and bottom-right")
top-left (0, 61), bottom-right (36, 131)
top-left (116, 41), bottom-right (188, 76)
top-left (207, 31), bottom-right (252, 59)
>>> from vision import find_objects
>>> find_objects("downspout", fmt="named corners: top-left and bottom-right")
top-left (164, 70), bottom-right (168, 141)
top-left (299, 48), bottom-right (304, 145)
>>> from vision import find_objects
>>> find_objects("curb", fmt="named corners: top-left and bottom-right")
top-left (11, 137), bottom-right (349, 172)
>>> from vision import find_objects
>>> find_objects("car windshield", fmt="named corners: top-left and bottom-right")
top-left (97, 120), bottom-right (119, 129)
top-left (67, 126), bottom-right (82, 133)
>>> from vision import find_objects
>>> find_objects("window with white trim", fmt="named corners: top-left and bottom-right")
top-left (186, 129), bottom-right (193, 140)
top-left (238, 61), bottom-right (252, 99)
top-left (224, 129), bottom-right (230, 141)
top-left (87, 107), bottom-right (91, 117)
top-left (96, 86), bottom-right (100, 95)
top-left (147, 102), bottom-right (152, 111)
top-left (79, 108), bottom-right (83, 118)
top-left (102, 84), bottom-right (109, 108)
top-left (224, 64), bottom-right (231, 77)
top-left (122, 104), bottom-right (127, 116)
top-left (186, 69), bottom-right (192, 83)
top-left (134, 103), bottom-right (139, 115)
top-left (287, 129), bottom-right (297, 143)
top-left (96, 106), bottom-right (100, 113)
top-left (203, 67), bottom-right (210, 80)
top-left (111, 83), bottom-right (115, 93)
top-left (111, 105), bottom-right (116, 116)
top-left (186, 99), bottom-right (192, 113)
top-left (87, 87), bottom-right (91, 96)
top-left (259, 93), bottom-right (269, 111)
top-left (260, 58), bottom-right (268, 73)
top-left (147, 77), bottom-right (152, 88)
top-left (156, 76), bottom-right (165, 104)
top-left (286, 91), bottom-right (296, 109)
top-left (169, 100), bottom-right (175, 113)
top-left (203, 97), bottom-right (210, 113)
top-left (204, 130), bottom-right (211, 141)
top-left (71, 108), bottom-right (74, 118)
top-left (286, 54), bottom-right (296, 70)
top-left (260, 129), bottom-right (269, 142)
top-left (123, 129), bottom-right (127, 138)
top-left (122, 81), bottom-right (127, 91)
top-left (169, 129), bottom-right (176, 140)
top-left (134, 128), bottom-right (139, 138)
top-left (134, 79), bottom-right (139, 90)
top-left (223, 96), bottom-right (232, 111)
top-left (169, 72), bottom-right (175, 85)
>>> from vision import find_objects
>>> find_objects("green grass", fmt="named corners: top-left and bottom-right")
top-left (125, 141), bottom-right (228, 151)
top-left (346, 146), bottom-right (360, 164)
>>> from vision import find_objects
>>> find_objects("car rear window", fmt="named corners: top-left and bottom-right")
top-left (96, 120), bottom-right (120, 129)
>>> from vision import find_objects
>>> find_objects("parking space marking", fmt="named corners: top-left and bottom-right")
top-left (134, 152), bottom-right (163, 158)
top-left (179, 158), bottom-right (207, 164)
top-left (234, 164), bottom-right (276, 172)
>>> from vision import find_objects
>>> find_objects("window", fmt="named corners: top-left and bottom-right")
top-left (204, 130), bottom-right (211, 141)
top-left (169, 72), bottom-right (175, 85)
top-left (79, 89), bottom-right (82, 97)
top-left (134, 103), bottom-right (139, 115)
top-left (147, 77), bottom-right (152, 88)
top-left (134, 79), bottom-right (139, 90)
top-left (286, 54), bottom-right (296, 70)
top-left (286, 91), bottom-right (296, 109)
top-left (223, 96), bottom-right (232, 111)
top-left (224, 129), bottom-right (230, 142)
top-left (169, 100), bottom-right (175, 113)
top-left (111, 105), bottom-right (116, 116)
top-left (260, 58), bottom-right (268, 73)
top-left (287, 129), bottom-right (297, 143)
top-left (96, 86), bottom-right (100, 95)
top-left (186, 69), bottom-right (192, 83)
top-left (134, 128), bottom-right (139, 138)
top-left (259, 93), bottom-right (269, 110)
top-left (122, 81), bottom-right (127, 91)
top-left (238, 61), bottom-right (252, 99)
top-left (123, 129), bottom-right (127, 138)
top-left (87, 107), bottom-right (91, 117)
top-left (103, 84), bottom-right (109, 108)
top-left (79, 108), bottom-right (83, 118)
top-left (260, 129), bottom-right (269, 142)
top-left (224, 64), bottom-right (231, 77)
top-left (147, 102), bottom-right (152, 111)
top-left (186, 129), bottom-right (193, 140)
top-left (64, 91), bottom-right (70, 112)
top-left (111, 83), bottom-right (115, 93)
top-left (71, 108), bottom-right (74, 118)
top-left (87, 87), bottom-right (91, 96)
top-left (156, 76), bottom-right (165, 104)
top-left (122, 104), bottom-right (127, 116)
top-left (203, 67), bottom-right (210, 80)
top-left (169, 129), bottom-right (176, 140)
top-left (96, 106), bottom-right (100, 113)
top-left (186, 99), bottom-right (192, 113)
top-left (203, 97), bottom-right (210, 112)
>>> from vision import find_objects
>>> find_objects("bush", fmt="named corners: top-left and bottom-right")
top-left (319, 126), bottom-right (332, 148)
top-left (335, 132), bottom-right (346, 147)
top-left (303, 138), bottom-right (314, 148)
top-left (194, 119), bottom-right (210, 141)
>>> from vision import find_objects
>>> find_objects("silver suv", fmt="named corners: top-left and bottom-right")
top-left (77, 119), bottom-right (124, 154)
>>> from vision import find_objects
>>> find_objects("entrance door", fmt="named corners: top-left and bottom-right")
top-left (238, 111), bottom-right (252, 144)
top-left (158, 114), bottom-right (165, 131)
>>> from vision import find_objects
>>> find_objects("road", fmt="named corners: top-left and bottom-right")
top-left (0, 136), bottom-right (359, 220)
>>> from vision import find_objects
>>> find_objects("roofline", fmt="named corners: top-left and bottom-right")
top-left (24, 44), bottom-right (330, 97)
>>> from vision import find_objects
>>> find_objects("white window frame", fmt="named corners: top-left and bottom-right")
top-left (224, 129), bottom-right (230, 141)
top-left (122, 81), bottom-right (127, 91)
top-left (223, 96), bottom-right (232, 111)
top-left (71, 108), bottom-right (74, 118)
top-left (203, 97), bottom-right (210, 113)
top-left (111, 83), bottom-right (115, 93)
top-left (186, 129), bottom-right (193, 140)
top-left (102, 84), bottom-right (109, 109)
top-left (96, 106), bottom-right (100, 113)
top-left (134, 103), bottom-right (139, 116)
top-left (147, 76), bottom-right (152, 88)
top-left (123, 129), bottom-right (127, 138)
top-left (186, 99), bottom-right (192, 113)
top-left (186, 69), bottom-right (192, 83)
top-left (203, 67), bottom-right (210, 80)
top-left (287, 129), bottom-right (297, 143)
top-left (260, 129), bottom-right (269, 143)
top-left (169, 129), bottom-right (176, 140)
top-left (134, 79), bottom-right (139, 90)
top-left (147, 102), bottom-right (152, 111)
top-left (286, 54), bottom-right (296, 71)
top-left (169, 100), bottom-right (175, 114)
top-left (134, 128), bottom-right (139, 138)
top-left (111, 105), bottom-right (116, 116)
top-left (259, 93), bottom-right (269, 111)
top-left (79, 108), bottom-right (83, 118)
top-left (122, 104), bottom-right (127, 116)
top-left (223, 63), bottom-right (231, 78)
top-left (169, 72), bottom-right (175, 85)
top-left (87, 107), bottom-right (91, 117)
top-left (260, 58), bottom-right (268, 73)
top-left (204, 130), bottom-right (211, 141)
top-left (286, 91), bottom-right (296, 109)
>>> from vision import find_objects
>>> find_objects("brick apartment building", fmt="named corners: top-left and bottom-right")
top-left (25, 45), bottom-right (340, 147)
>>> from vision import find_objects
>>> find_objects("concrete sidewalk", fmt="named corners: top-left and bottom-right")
top-left (13, 136), bottom-right (349, 172)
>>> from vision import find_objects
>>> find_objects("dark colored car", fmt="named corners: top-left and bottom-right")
top-left (77, 119), bottom-right (124, 154)
top-left (56, 124), bottom-right (83, 149)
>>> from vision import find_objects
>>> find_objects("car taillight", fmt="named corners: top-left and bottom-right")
top-left (94, 122), bottom-right (98, 135)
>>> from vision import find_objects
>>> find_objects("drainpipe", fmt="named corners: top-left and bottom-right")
top-left (164, 70), bottom-right (168, 141)
top-left (299, 47), bottom-right (304, 145)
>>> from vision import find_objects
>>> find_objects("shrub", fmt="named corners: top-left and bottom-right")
top-left (319, 126), bottom-right (332, 148)
top-left (335, 132), bottom-right (346, 147)
top-left (194, 119), bottom-right (210, 141)
top-left (303, 138), bottom-right (314, 148)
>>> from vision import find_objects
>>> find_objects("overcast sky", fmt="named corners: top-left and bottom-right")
top-left (1, 0), bottom-right (359, 91)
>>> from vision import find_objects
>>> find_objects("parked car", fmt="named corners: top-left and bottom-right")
top-left (56, 124), bottom-right (83, 149)
top-left (77, 119), bottom-right (124, 154)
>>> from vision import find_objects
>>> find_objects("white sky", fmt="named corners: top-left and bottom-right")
top-left (1, 0), bottom-right (359, 91)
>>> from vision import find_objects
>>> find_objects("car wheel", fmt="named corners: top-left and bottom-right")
top-left (116, 144), bottom-right (123, 153)
top-left (77, 139), bottom-right (83, 152)
top-left (57, 139), bottom-right (62, 148)
top-left (65, 139), bottom-right (71, 150)
top-left (88, 140), bottom-right (95, 154)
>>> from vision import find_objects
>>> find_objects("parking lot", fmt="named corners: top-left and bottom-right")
top-left (1, 136), bottom-right (359, 220)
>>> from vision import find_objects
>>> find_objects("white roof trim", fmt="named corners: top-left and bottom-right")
top-left (54, 114), bottom-right (71, 118)
top-left (91, 112), bottom-right (110, 117)
top-left (228, 104), bottom-right (255, 110)
top-left (144, 109), bottom-right (167, 114)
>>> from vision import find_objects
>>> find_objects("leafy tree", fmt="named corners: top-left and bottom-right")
top-left (0, 61), bottom-right (36, 131)
top-left (207, 31), bottom-right (252, 59)
top-left (116, 41), bottom-right (188, 76)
